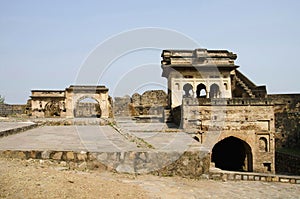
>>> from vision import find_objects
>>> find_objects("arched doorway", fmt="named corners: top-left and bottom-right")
top-left (209, 83), bottom-right (220, 98)
top-left (183, 83), bottom-right (193, 97)
top-left (74, 97), bottom-right (101, 118)
top-left (196, 83), bottom-right (207, 98)
top-left (44, 101), bottom-right (61, 117)
top-left (211, 136), bottom-right (253, 172)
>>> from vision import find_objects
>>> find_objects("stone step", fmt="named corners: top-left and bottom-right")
top-left (234, 75), bottom-right (254, 97)
top-left (163, 109), bottom-right (173, 123)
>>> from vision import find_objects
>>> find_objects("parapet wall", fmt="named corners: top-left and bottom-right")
top-left (0, 104), bottom-right (27, 117)
top-left (183, 97), bottom-right (273, 106)
top-left (180, 98), bottom-right (275, 131)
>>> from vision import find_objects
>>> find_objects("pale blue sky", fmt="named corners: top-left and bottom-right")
top-left (0, 0), bottom-right (300, 103)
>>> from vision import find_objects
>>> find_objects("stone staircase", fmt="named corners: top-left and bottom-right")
top-left (163, 109), bottom-right (173, 123)
top-left (233, 75), bottom-right (255, 98)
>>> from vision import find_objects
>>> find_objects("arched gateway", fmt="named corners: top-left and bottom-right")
top-left (30, 85), bottom-right (111, 118)
top-left (212, 136), bottom-right (253, 172)
top-left (74, 97), bottom-right (101, 118)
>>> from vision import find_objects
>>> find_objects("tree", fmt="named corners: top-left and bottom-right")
top-left (0, 95), bottom-right (5, 104)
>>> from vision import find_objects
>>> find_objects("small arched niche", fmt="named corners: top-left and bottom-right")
top-left (259, 137), bottom-right (268, 152)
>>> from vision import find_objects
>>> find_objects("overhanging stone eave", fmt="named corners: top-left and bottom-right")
top-left (30, 96), bottom-right (65, 99)
top-left (161, 64), bottom-right (239, 70)
top-left (31, 90), bottom-right (65, 92)
top-left (66, 85), bottom-right (109, 92)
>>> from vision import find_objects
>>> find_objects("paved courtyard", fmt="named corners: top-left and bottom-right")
top-left (0, 120), bottom-right (198, 153)
top-left (0, 125), bottom-right (139, 152)
top-left (0, 121), bottom-right (299, 198)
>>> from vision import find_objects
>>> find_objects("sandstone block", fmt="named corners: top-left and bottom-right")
top-left (78, 162), bottom-right (87, 171)
top-left (17, 151), bottom-right (26, 159)
top-left (280, 178), bottom-right (290, 183)
top-left (41, 151), bottom-right (51, 159)
top-left (52, 152), bottom-right (63, 160)
top-left (66, 152), bottom-right (75, 160)
top-left (77, 152), bottom-right (87, 161)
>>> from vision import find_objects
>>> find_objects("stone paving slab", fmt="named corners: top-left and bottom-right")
top-left (115, 118), bottom-right (199, 151)
top-left (0, 122), bottom-right (35, 132)
top-left (131, 132), bottom-right (198, 151)
top-left (0, 125), bottom-right (140, 152)
top-left (116, 119), bottom-right (179, 132)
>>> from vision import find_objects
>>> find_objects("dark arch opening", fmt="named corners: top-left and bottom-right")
top-left (74, 97), bottom-right (101, 118)
top-left (183, 83), bottom-right (193, 97)
top-left (209, 83), bottom-right (220, 98)
top-left (196, 84), bottom-right (207, 98)
top-left (212, 136), bottom-right (253, 172)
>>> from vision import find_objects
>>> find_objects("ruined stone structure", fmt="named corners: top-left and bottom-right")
top-left (114, 90), bottom-right (168, 118)
top-left (110, 48), bottom-right (300, 174)
top-left (30, 85), bottom-right (112, 118)
top-left (2, 47), bottom-right (299, 175)
top-left (267, 94), bottom-right (300, 149)
top-left (161, 49), bottom-right (275, 173)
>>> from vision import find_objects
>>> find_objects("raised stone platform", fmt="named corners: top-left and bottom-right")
top-left (1, 120), bottom-right (299, 183)
top-left (0, 125), bottom-right (139, 152)
top-left (0, 121), bottom-right (37, 137)
top-left (0, 120), bottom-right (208, 174)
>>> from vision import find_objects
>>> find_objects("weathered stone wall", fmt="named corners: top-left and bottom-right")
top-left (274, 112), bottom-right (300, 149)
top-left (0, 149), bottom-right (210, 178)
top-left (181, 98), bottom-right (274, 131)
top-left (179, 98), bottom-right (275, 174)
top-left (268, 94), bottom-right (300, 149)
top-left (152, 151), bottom-right (210, 178)
top-left (74, 102), bottom-right (101, 118)
top-left (141, 90), bottom-right (167, 106)
top-left (114, 90), bottom-right (168, 117)
top-left (275, 151), bottom-right (300, 175)
top-left (0, 104), bottom-right (27, 117)
top-left (131, 93), bottom-right (141, 106)
top-left (113, 96), bottom-right (131, 116)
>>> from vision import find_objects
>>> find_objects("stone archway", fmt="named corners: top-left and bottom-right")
top-left (183, 83), bottom-right (193, 97)
top-left (74, 97), bottom-right (101, 118)
top-left (211, 136), bottom-right (253, 172)
top-left (209, 83), bottom-right (220, 98)
top-left (44, 101), bottom-right (61, 117)
top-left (196, 83), bottom-right (207, 98)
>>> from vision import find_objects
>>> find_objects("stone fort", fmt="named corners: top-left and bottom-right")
top-left (1, 48), bottom-right (299, 174)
